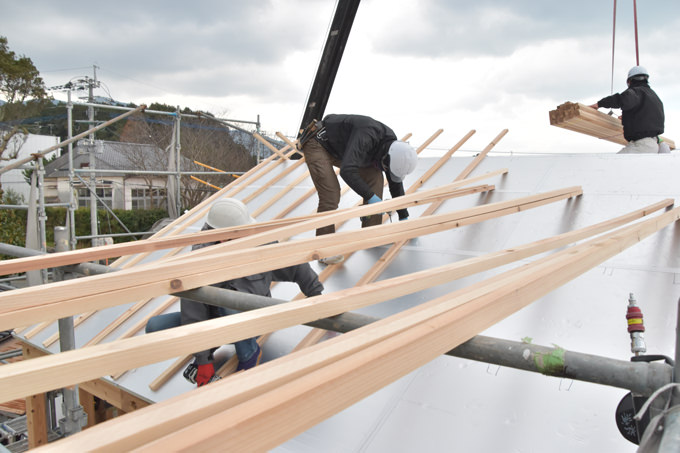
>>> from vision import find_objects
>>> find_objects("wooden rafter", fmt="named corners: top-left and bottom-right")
top-left (0, 188), bottom-right (586, 402)
top-left (1, 184), bottom-right (580, 331)
top-left (36, 202), bottom-right (680, 451)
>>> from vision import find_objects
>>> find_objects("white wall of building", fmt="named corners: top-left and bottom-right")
top-left (0, 133), bottom-right (59, 202)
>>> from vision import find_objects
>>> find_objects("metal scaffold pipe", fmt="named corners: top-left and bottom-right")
top-left (0, 104), bottom-right (147, 175)
top-left (0, 242), bottom-right (672, 397)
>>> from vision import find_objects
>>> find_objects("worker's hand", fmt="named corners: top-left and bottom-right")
top-left (361, 195), bottom-right (383, 223)
top-left (195, 363), bottom-right (215, 386)
top-left (588, 103), bottom-right (599, 109)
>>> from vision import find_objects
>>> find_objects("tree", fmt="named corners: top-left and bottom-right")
top-left (119, 109), bottom-right (256, 210)
top-left (0, 36), bottom-right (50, 196)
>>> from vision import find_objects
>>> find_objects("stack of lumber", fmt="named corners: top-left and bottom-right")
top-left (549, 102), bottom-right (675, 149)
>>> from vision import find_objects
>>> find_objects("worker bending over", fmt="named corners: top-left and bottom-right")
top-left (146, 198), bottom-right (324, 386)
top-left (590, 66), bottom-right (666, 154)
top-left (299, 114), bottom-right (418, 265)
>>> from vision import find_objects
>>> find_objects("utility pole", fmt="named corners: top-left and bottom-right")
top-left (87, 65), bottom-right (100, 246)
top-left (66, 90), bottom-right (77, 249)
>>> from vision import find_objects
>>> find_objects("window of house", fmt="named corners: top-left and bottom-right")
top-left (76, 182), bottom-right (113, 209)
top-left (131, 187), bottom-right (167, 210)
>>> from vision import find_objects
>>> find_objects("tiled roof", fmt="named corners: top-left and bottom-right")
top-left (44, 141), bottom-right (199, 178)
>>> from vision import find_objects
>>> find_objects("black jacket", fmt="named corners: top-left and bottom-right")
top-left (597, 80), bottom-right (664, 142)
top-left (317, 114), bottom-right (409, 219)
top-left (181, 239), bottom-right (324, 364)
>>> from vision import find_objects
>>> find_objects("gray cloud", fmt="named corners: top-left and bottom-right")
top-left (371, 0), bottom-right (676, 59)
top-left (3, 0), bottom-right (330, 102)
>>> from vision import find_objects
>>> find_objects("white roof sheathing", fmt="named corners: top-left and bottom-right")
top-left (17, 152), bottom-right (680, 452)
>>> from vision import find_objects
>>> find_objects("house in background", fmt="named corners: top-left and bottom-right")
top-left (0, 133), bottom-right (59, 201)
top-left (43, 140), bottom-right (198, 210)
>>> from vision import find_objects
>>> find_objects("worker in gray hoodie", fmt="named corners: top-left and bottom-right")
top-left (146, 198), bottom-right (324, 386)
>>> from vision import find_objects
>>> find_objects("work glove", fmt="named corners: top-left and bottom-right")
top-left (195, 363), bottom-right (215, 387)
top-left (361, 194), bottom-right (383, 224)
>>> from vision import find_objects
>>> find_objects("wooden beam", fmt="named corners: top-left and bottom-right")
top-left (0, 184), bottom-right (575, 331)
top-left (78, 388), bottom-right (96, 429)
top-left (21, 342), bottom-right (151, 413)
top-left (22, 343), bottom-right (48, 449)
top-left (0, 216), bottom-right (312, 276)
top-left (40, 202), bottom-right (680, 451)
top-left (253, 133), bottom-right (288, 160)
top-left (25, 392), bottom-right (48, 449)
top-left (242, 158), bottom-right (307, 204)
top-left (9, 195), bottom-right (677, 409)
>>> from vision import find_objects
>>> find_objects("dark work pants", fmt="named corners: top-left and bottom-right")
top-left (302, 138), bottom-right (384, 235)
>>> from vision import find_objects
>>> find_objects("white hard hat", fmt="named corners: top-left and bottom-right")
top-left (387, 141), bottom-right (417, 182)
top-left (205, 198), bottom-right (254, 229)
top-left (627, 66), bottom-right (649, 80)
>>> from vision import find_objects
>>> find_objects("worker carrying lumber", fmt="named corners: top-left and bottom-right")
top-left (146, 198), bottom-right (324, 386)
top-left (298, 114), bottom-right (418, 265)
top-left (589, 66), bottom-right (666, 154)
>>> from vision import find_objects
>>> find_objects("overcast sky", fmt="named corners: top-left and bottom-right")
top-left (3, 0), bottom-right (679, 154)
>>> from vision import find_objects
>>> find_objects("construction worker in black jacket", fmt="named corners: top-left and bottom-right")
top-left (299, 114), bottom-right (418, 265)
top-left (590, 66), bottom-right (666, 153)
top-left (146, 198), bottom-right (324, 386)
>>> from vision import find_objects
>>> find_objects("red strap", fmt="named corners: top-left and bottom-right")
top-left (633, 0), bottom-right (640, 65)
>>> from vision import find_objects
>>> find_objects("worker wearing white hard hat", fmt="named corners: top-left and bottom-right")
top-left (298, 114), bottom-right (418, 265)
top-left (146, 198), bottom-right (324, 386)
top-left (589, 66), bottom-right (666, 154)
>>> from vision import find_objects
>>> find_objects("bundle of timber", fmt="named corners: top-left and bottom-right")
top-left (549, 102), bottom-right (675, 150)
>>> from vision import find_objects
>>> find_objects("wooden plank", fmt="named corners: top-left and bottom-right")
top-left (148, 356), bottom-right (192, 392)
top-left (41, 202), bottom-right (680, 452)
top-left (0, 216), bottom-right (311, 276)
top-left (78, 388), bottom-right (96, 429)
top-left (291, 329), bottom-right (327, 353)
top-left (22, 320), bottom-right (52, 339)
top-left (78, 379), bottom-right (150, 413)
top-left (109, 297), bottom-right (180, 381)
top-left (253, 133), bottom-right (288, 160)
top-left (22, 342), bottom-right (151, 413)
top-left (161, 178), bottom-right (500, 266)
top-left (26, 392), bottom-right (47, 448)
top-left (148, 144), bottom-right (293, 239)
top-left (172, 204), bottom-right (680, 451)
top-left (83, 296), bottom-right (178, 349)
top-left (251, 168), bottom-right (312, 217)
top-left (9, 194), bottom-right (677, 409)
top-left (1, 182), bottom-right (576, 332)
top-left (242, 158), bottom-right (307, 204)
top-left (0, 188), bottom-right (580, 402)
top-left (22, 343), bottom-right (48, 449)
top-left (549, 102), bottom-right (675, 149)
